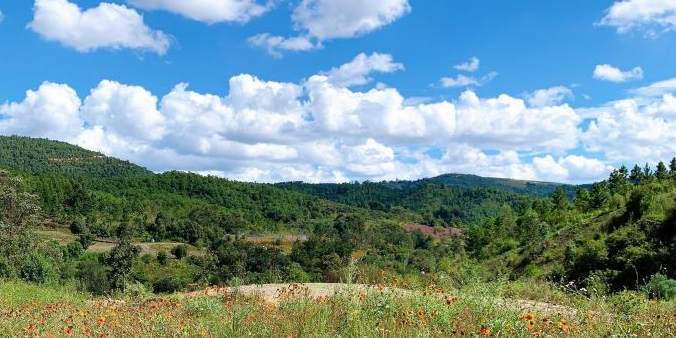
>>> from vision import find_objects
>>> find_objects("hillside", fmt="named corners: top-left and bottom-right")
top-left (275, 181), bottom-right (534, 225)
top-left (0, 135), bottom-right (151, 178)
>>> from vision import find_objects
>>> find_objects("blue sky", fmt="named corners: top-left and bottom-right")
top-left (1, 0), bottom-right (676, 183)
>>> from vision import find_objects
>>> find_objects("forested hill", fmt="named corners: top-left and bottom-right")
top-left (274, 181), bottom-right (534, 225)
top-left (0, 136), bottom-right (150, 178)
top-left (409, 173), bottom-right (579, 197)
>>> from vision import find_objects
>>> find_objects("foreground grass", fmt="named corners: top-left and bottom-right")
top-left (1, 279), bottom-right (675, 337)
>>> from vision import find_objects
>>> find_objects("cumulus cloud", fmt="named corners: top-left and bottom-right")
top-left (126, 0), bottom-right (271, 24)
top-left (10, 52), bottom-right (666, 184)
top-left (82, 80), bottom-right (166, 141)
top-left (583, 96), bottom-right (676, 163)
top-left (323, 53), bottom-right (404, 88)
top-left (440, 72), bottom-right (497, 88)
top-left (292, 0), bottom-right (410, 40)
top-left (454, 57), bottom-right (480, 72)
top-left (29, 0), bottom-right (171, 54)
top-left (525, 86), bottom-right (573, 107)
top-left (252, 0), bottom-right (410, 56)
top-left (599, 0), bottom-right (676, 37)
top-left (593, 64), bottom-right (644, 82)
top-left (0, 82), bottom-right (82, 140)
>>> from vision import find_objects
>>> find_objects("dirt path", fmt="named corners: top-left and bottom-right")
top-left (184, 283), bottom-right (578, 317)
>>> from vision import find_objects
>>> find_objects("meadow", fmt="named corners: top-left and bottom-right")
top-left (2, 276), bottom-right (674, 338)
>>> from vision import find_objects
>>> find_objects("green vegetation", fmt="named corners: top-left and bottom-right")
top-left (3, 136), bottom-right (676, 337)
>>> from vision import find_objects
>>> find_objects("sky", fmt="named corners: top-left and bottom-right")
top-left (1, 0), bottom-right (676, 184)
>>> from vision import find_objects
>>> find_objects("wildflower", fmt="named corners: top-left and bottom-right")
top-left (64, 328), bottom-right (73, 336)
top-left (521, 313), bottom-right (535, 322)
top-left (98, 316), bottom-right (106, 326)
top-left (559, 319), bottom-right (569, 332)
top-left (542, 318), bottom-right (551, 326)
top-left (358, 292), bottom-right (366, 302)
top-left (248, 313), bottom-right (256, 321)
top-left (480, 326), bottom-right (490, 336)
top-left (650, 299), bottom-right (658, 305)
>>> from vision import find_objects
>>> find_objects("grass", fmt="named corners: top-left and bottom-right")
top-left (35, 228), bottom-right (205, 256)
top-left (2, 277), bottom-right (676, 337)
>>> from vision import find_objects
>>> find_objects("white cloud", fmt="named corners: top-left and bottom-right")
top-left (630, 77), bottom-right (676, 97)
top-left (0, 82), bottom-right (82, 140)
top-left (19, 52), bottom-right (676, 184)
top-left (125, 0), bottom-right (271, 24)
top-left (323, 52), bottom-right (404, 87)
top-left (525, 86), bottom-right (573, 107)
top-left (29, 0), bottom-right (171, 54)
top-left (82, 80), bottom-right (166, 141)
top-left (248, 34), bottom-right (316, 58)
top-left (454, 57), bottom-right (480, 72)
top-left (440, 72), bottom-right (497, 88)
top-left (292, 0), bottom-right (410, 40)
top-left (583, 96), bottom-right (676, 163)
top-left (252, 0), bottom-right (410, 55)
top-left (593, 64), bottom-right (643, 82)
top-left (599, 0), bottom-right (676, 37)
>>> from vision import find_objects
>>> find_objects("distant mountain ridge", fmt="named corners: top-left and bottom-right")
top-left (391, 173), bottom-right (580, 197)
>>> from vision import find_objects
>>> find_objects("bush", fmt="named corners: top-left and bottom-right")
top-left (157, 251), bottom-right (168, 266)
top-left (171, 245), bottom-right (189, 260)
top-left (643, 273), bottom-right (676, 300)
top-left (152, 276), bottom-right (184, 294)
top-left (70, 220), bottom-right (87, 234)
top-left (0, 256), bottom-right (16, 279)
top-left (18, 253), bottom-right (58, 284)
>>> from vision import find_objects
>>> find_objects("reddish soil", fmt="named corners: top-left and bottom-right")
top-left (404, 224), bottom-right (463, 239)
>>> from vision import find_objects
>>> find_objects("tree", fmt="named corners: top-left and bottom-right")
top-left (670, 158), bottom-right (676, 177)
top-left (171, 245), bottom-right (188, 260)
top-left (157, 250), bottom-right (168, 265)
top-left (609, 166), bottom-right (630, 194)
top-left (590, 182), bottom-right (610, 209)
top-left (643, 163), bottom-right (654, 181)
top-left (0, 171), bottom-right (41, 270)
top-left (656, 161), bottom-right (669, 180)
top-left (630, 164), bottom-right (643, 183)
top-left (552, 187), bottom-right (568, 210)
top-left (574, 188), bottom-right (591, 212)
top-left (107, 236), bottom-right (140, 291)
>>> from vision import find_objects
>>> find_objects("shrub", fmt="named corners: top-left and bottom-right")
top-left (643, 273), bottom-right (676, 300)
top-left (18, 253), bottom-right (58, 284)
top-left (152, 276), bottom-right (184, 294)
top-left (157, 251), bottom-right (169, 266)
top-left (70, 220), bottom-right (87, 234)
top-left (0, 256), bottom-right (16, 279)
top-left (171, 245), bottom-right (189, 259)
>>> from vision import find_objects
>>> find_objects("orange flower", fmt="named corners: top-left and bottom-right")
top-left (358, 292), bottom-right (366, 302)
top-left (559, 319), bottom-right (569, 332)
top-left (248, 313), bottom-right (256, 321)
top-left (64, 328), bottom-right (73, 336)
top-left (521, 313), bottom-right (535, 322)
top-left (479, 326), bottom-right (490, 336)
top-left (98, 316), bottom-right (106, 326)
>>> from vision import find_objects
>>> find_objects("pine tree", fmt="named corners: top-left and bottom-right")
top-left (552, 187), bottom-right (568, 210)
top-left (670, 158), bottom-right (676, 177)
top-left (656, 161), bottom-right (669, 180)
top-left (630, 164), bottom-right (643, 183)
